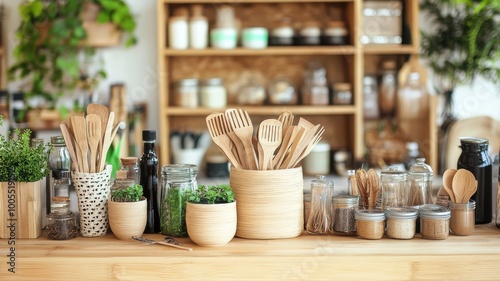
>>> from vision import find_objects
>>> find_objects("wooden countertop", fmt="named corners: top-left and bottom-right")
top-left (2, 224), bottom-right (500, 280)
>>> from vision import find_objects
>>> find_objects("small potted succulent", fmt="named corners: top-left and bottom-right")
top-left (186, 184), bottom-right (236, 246)
top-left (108, 182), bottom-right (146, 240)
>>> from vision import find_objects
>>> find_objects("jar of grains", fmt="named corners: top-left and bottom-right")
top-left (449, 200), bottom-right (476, 236)
top-left (355, 209), bottom-right (385, 240)
top-left (385, 207), bottom-right (418, 239)
top-left (174, 78), bottom-right (199, 108)
top-left (419, 204), bottom-right (451, 240)
top-left (332, 195), bottom-right (359, 235)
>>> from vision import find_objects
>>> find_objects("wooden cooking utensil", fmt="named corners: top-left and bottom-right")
top-left (443, 168), bottom-right (457, 203)
top-left (272, 126), bottom-right (296, 169)
top-left (70, 115), bottom-right (89, 173)
top-left (367, 169), bottom-right (380, 208)
top-left (87, 103), bottom-right (109, 156)
top-left (225, 109), bottom-right (258, 170)
top-left (453, 169), bottom-right (477, 203)
top-left (98, 112), bottom-right (115, 172)
top-left (290, 125), bottom-right (325, 168)
top-left (356, 169), bottom-right (368, 207)
top-left (258, 119), bottom-right (282, 170)
top-left (283, 124), bottom-right (322, 169)
top-left (60, 123), bottom-right (80, 172)
top-left (278, 111), bottom-right (294, 139)
top-left (86, 114), bottom-right (102, 173)
top-left (206, 113), bottom-right (242, 169)
top-left (280, 127), bottom-right (305, 169)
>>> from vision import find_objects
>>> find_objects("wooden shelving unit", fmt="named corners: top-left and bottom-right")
top-left (157, 0), bottom-right (437, 170)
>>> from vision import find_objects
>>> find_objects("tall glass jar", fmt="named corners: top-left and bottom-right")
top-left (120, 157), bottom-right (139, 184)
top-left (332, 195), bottom-right (358, 235)
top-left (306, 175), bottom-right (334, 235)
top-left (457, 137), bottom-right (492, 224)
top-left (49, 136), bottom-right (71, 171)
top-left (160, 164), bottom-right (198, 237)
top-left (408, 158), bottom-right (433, 206)
top-left (378, 60), bottom-right (398, 117)
top-left (381, 167), bottom-right (408, 210)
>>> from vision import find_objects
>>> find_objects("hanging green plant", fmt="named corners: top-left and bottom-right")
top-left (8, 0), bottom-right (137, 113)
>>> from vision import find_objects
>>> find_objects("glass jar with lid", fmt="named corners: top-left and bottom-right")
top-left (419, 204), bottom-right (451, 240)
top-left (323, 21), bottom-right (349, 45)
top-left (408, 158), bottom-right (433, 206)
top-left (200, 78), bottom-right (227, 108)
top-left (270, 18), bottom-right (295, 46)
top-left (46, 196), bottom-right (78, 240)
top-left (299, 21), bottom-right (321, 45)
top-left (449, 200), bottom-right (475, 236)
top-left (381, 167), bottom-right (409, 210)
top-left (173, 78), bottom-right (199, 108)
top-left (120, 157), bottom-right (140, 184)
top-left (363, 75), bottom-right (379, 120)
top-left (385, 207), bottom-right (418, 239)
top-left (332, 83), bottom-right (353, 105)
top-left (306, 175), bottom-right (334, 235)
top-left (268, 77), bottom-right (297, 105)
top-left (237, 78), bottom-right (266, 105)
top-left (160, 164), bottom-right (198, 237)
top-left (378, 60), bottom-right (398, 117)
top-left (332, 195), bottom-right (359, 235)
top-left (49, 136), bottom-right (71, 171)
top-left (355, 209), bottom-right (385, 239)
top-left (301, 62), bottom-right (329, 105)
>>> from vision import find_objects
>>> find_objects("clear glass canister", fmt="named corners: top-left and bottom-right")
top-left (120, 157), bottom-right (140, 184)
top-left (355, 209), bottom-right (385, 240)
top-left (49, 136), bottom-right (71, 171)
top-left (385, 207), bottom-right (418, 239)
top-left (449, 200), bottom-right (475, 236)
top-left (160, 164), bottom-right (198, 237)
top-left (301, 62), bottom-right (329, 105)
top-left (419, 204), bottom-right (451, 240)
top-left (46, 197), bottom-right (78, 240)
top-left (381, 167), bottom-right (408, 210)
top-left (332, 83), bottom-right (353, 105)
top-left (174, 78), bottom-right (199, 108)
top-left (51, 170), bottom-right (70, 198)
top-left (332, 195), bottom-right (359, 235)
top-left (268, 77), bottom-right (297, 105)
top-left (306, 175), bottom-right (334, 235)
top-left (200, 78), bottom-right (227, 108)
top-left (408, 158), bottom-right (433, 206)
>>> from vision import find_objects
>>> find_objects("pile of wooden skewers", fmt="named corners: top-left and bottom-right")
top-left (206, 109), bottom-right (324, 170)
top-left (351, 169), bottom-right (381, 208)
top-left (60, 104), bottom-right (125, 173)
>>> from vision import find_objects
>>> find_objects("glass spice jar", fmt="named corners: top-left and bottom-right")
top-left (323, 21), bottom-right (349, 45)
top-left (306, 175), bottom-right (334, 235)
top-left (355, 209), bottom-right (385, 240)
top-left (46, 197), bottom-right (78, 240)
top-left (332, 83), bottom-right (353, 105)
top-left (160, 164), bottom-right (198, 237)
top-left (419, 204), bottom-right (451, 240)
top-left (332, 195), bottom-right (359, 235)
top-left (120, 157), bottom-right (140, 184)
top-left (173, 78), bottom-right (199, 108)
top-left (449, 200), bottom-right (475, 236)
top-left (385, 207), bottom-right (417, 239)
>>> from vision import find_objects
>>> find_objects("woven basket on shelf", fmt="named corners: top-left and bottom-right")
top-left (230, 167), bottom-right (304, 239)
top-left (72, 165), bottom-right (112, 238)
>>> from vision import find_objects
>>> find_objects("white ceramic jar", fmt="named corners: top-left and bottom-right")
top-left (303, 142), bottom-right (331, 175)
top-left (200, 78), bottom-right (227, 108)
top-left (169, 16), bottom-right (189, 49)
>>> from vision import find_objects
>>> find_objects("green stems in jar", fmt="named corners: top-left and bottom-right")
top-left (161, 187), bottom-right (188, 237)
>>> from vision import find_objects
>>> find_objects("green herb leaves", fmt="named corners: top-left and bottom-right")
top-left (111, 184), bottom-right (143, 202)
top-left (187, 184), bottom-right (235, 204)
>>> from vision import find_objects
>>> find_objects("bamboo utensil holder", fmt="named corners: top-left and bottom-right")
top-left (230, 166), bottom-right (303, 239)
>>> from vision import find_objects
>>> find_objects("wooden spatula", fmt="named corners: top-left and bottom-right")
top-left (60, 123), bottom-right (80, 172)
top-left (206, 113), bottom-right (242, 169)
top-left (86, 114), bottom-right (101, 173)
top-left (98, 112), bottom-right (115, 172)
top-left (258, 119), bottom-right (282, 170)
top-left (70, 115), bottom-right (89, 173)
top-left (225, 109), bottom-right (258, 170)
top-left (87, 103), bottom-right (109, 159)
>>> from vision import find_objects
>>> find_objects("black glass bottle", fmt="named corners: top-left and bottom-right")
top-left (457, 137), bottom-right (492, 224)
top-left (140, 130), bottom-right (160, 233)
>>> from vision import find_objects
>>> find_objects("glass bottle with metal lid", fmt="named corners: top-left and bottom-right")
top-left (160, 164), bottom-right (198, 237)
top-left (381, 167), bottom-right (408, 210)
top-left (457, 137), bottom-right (492, 224)
top-left (408, 158), bottom-right (433, 207)
top-left (306, 175), bottom-right (334, 235)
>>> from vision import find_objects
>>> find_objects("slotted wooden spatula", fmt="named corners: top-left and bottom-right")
top-left (258, 119), bottom-right (282, 170)
top-left (86, 114), bottom-right (101, 173)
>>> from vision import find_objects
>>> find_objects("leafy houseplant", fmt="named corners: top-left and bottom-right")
top-left (8, 0), bottom-right (137, 119)
top-left (186, 184), bottom-right (237, 246)
top-left (108, 182), bottom-right (147, 240)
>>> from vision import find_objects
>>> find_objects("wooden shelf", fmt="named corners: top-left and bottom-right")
top-left (164, 0), bottom-right (353, 3)
top-left (165, 105), bottom-right (357, 116)
top-left (363, 44), bottom-right (418, 55)
top-left (164, 46), bottom-right (357, 56)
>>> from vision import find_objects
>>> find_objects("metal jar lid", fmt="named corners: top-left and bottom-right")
top-left (381, 167), bottom-right (406, 181)
top-left (175, 78), bottom-right (198, 87)
top-left (419, 204), bottom-right (451, 219)
top-left (385, 207), bottom-right (418, 220)
top-left (161, 164), bottom-right (198, 176)
top-left (355, 209), bottom-right (386, 221)
top-left (333, 195), bottom-right (359, 205)
top-left (201, 78), bottom-right (224, 86)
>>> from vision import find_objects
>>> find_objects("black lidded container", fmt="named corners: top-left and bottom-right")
top-left (457, 137), bottom-right (492, 224)
top-left (140, 130), bottom-right (160, 233)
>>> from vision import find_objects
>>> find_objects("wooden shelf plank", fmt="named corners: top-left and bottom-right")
top-left (164, 46), bottom-right (357, 56)
top-left (362, 45), bottom-right (418, 55)
top-left (165, 106), bottom-right (357, 116)
top-left (164, 0), bottom-right (352, 3)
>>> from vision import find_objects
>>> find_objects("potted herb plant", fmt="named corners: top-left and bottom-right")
top-left (0, 116), bottom-right (50, 238)
top-left (108, 182), bottom-right (147, 241)
top-left (8, 0), bottom-right (137, 121)
top-left (420, 0), bottom-right (500, 172)
top-left (185, 184), bottom-right (237, 246)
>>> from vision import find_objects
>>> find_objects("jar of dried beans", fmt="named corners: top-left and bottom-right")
top-left (385, 207), bottom-right (417, 239)
top-left (355, 209), bottom-right (385, 240)
top-left (419, 204), bottom-right (451, 240)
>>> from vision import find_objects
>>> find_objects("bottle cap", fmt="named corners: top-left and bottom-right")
top-left (52, 169), bottom-right (70, 179)
top-left (142, 130), bottom-right (156, 141)
top-left (120, 157), bottom-right (138, 165)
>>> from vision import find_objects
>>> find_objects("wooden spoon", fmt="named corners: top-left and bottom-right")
top-left (442, 168), bottom-right (457, 203)
top-left (86, 114), bottom-right (101, 173)
top-left (453, 169), bottom-right (477, 203)
top-left (367, 169), bottom-right (380, 208)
